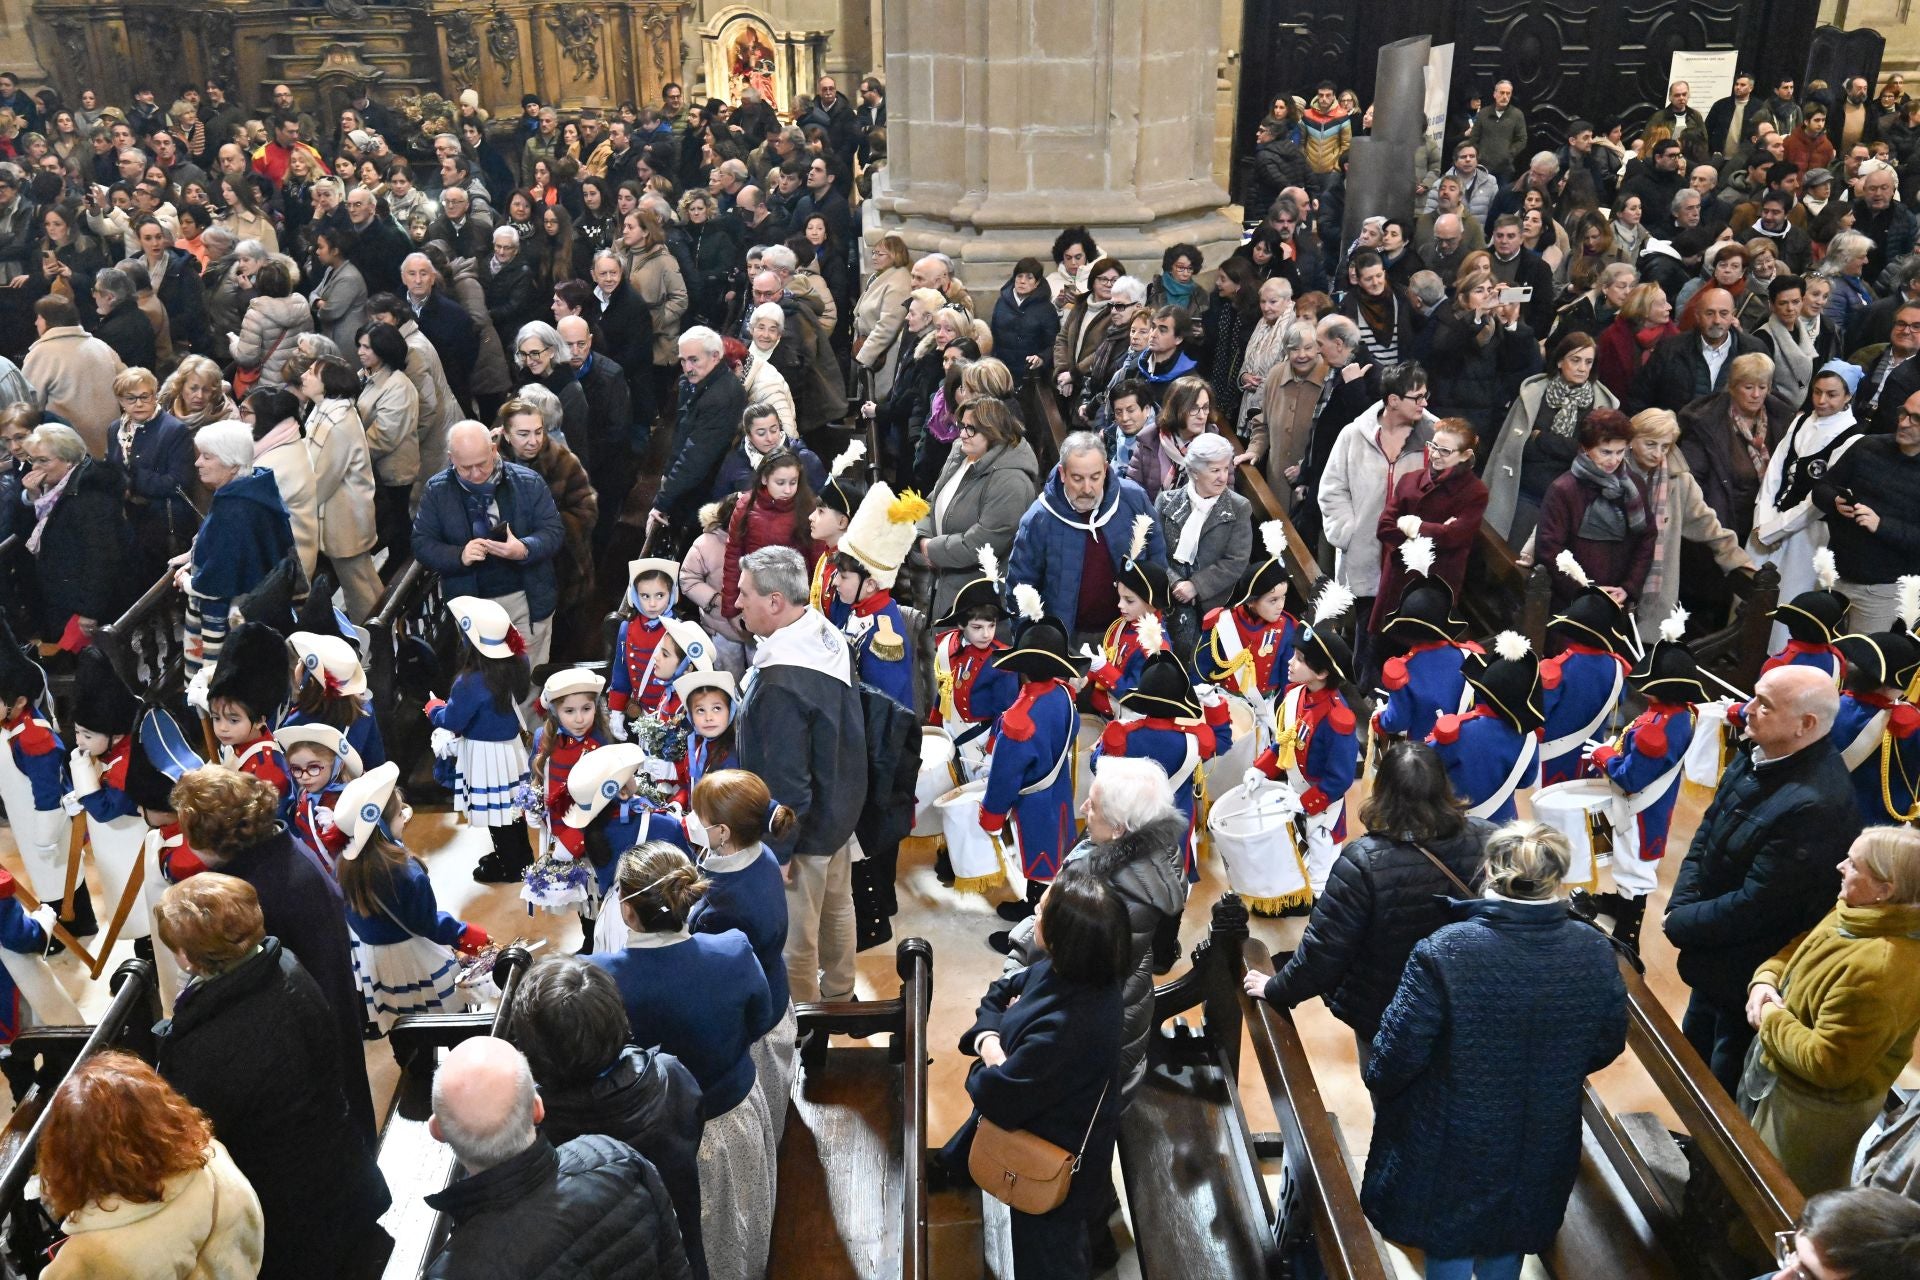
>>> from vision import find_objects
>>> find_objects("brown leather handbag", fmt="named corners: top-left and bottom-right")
top-left (968, 1080), bottom-right (1109, 1215)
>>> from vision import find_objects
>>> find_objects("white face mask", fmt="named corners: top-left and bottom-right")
top-left (683, 811), bottom-right (710, 849)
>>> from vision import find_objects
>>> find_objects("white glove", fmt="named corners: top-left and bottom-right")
top-left (59, 791), bottom-right (81, 818)
top-left (185, 666), bottom-right (212, 713)
top-left (1242, 766), bottom-right (1269, 795)
top-left (1195, 683), bottom-right (1226, 709)
top-left (1076, 643), bottom-right (1102, 663)
top-left (608, 711), bottom-right (628, 741)
top-left (1579, 738), bottom-right (1608, 760)
top-left (645, 757), bottom-right (678, 782)
top-left (1397, 514), bottom-right (1423, 538)
top-left (30, 904), bottom-right (56, 947)
top-left (429, 727), bottom-right (459, 760)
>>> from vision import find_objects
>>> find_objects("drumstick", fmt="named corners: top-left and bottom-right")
top-left (59, 819), bottom-right (85, 921)
top-left (10, 877), bottom-right (98, 971)
top-left (87, 854), bottom-right (146, 981)
top-left (1697, 667), bottom-right (1751, 702)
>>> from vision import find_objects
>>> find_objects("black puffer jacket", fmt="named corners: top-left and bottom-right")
top-left (426, 1134), bottom-right (691, 1280)
top-left (1426, 309), bottom-right (1541, 439)
top-left (539, 1046), bottom-right (708, 1280)
top-left (1264, 821), bottom-right (1496, 1038)
top-left (1009, 814), bottom-right (1187, 1101)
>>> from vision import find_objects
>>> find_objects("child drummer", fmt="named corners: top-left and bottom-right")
top-left (1427, 632), bottom-right (1544, 824)
top-left (1373, 536), bottom-right (1477, 746)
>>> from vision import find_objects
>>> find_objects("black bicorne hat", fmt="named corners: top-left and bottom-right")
top-left (1118, 650), bottom-right (1201, 719)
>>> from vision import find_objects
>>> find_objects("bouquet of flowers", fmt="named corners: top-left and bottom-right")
top-left (628, 712), bottom-right (688, 763)
top-left (511, 779), bottom-right (548, 830)
top-left (520, 854), bottom-right (592, 912)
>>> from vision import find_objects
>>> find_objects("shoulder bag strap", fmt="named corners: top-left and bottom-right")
top-left (1409, 839), bottom-right (1475, 898)
top-left (1071, 1079), bottom-right (1112, 1173)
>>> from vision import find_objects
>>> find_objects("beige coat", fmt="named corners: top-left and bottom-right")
top-left (627, 245), bottom-right (688, 366)
top-left (230, 294), bottom-right (314, 389)
top-left (215, 205), bottom-right (279, 256)
top-left (1245, 357), bottom-right (1327, 506)
top-left (304, 396), bottom-right (378, 559)
top-left (355, 365), bottom-right (420, 487)
top-left (45, 1140), bottom-right (264, 1280)
top-left (24, 326), bottom-right (125, 458)
top-left (1628, 450), bottom-right (1754, 641)
top-left (742, 349), bottom-right (797, 437)
top-left (399, 319), bottom-right (460, 483)
top-left (852, 265), bottom-right (913, 397)
top-left (257, 435), bottom-right (320, 582)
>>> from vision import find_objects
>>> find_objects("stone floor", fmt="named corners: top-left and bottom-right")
top-left (16, 769), bottom-right (1919, 1278)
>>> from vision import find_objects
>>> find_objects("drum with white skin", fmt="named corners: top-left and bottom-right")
top-left (1207, 775), bottom-right (1313, 915)
top-left (1529, 778), bottom-right (1621, 892)
top-left (912, 728), bottom-right (956, 837)
top-left (936, 780), bottom-right (1025, 898)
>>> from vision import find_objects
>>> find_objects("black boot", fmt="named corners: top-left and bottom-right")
top-left (1611, 894), bottom-right (1648, 953)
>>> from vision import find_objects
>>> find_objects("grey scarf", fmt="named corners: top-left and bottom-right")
top-left (1570, 452), bottom-right (1646, 541)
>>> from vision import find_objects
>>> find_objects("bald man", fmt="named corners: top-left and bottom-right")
top-left (411, 420), bottom-right (566, 668)
top-left (556, 314), bottom-right (635, 556)
top-left (1663, 664), bottom-right (1860, 1092)
top-left (426, 1037), bottom-right (692, 1277)
top-left (1627, 285), bottom-right (1765, 414)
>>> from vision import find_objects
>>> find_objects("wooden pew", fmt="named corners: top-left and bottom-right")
top-left (376, 944), bottom-right (535, 1279)
top-left (770, 937), bottom-right (931, 1280)
top-left (362, 559), bottom-right (448, 797)
top-left (0, 959), bottom-right (160, 1273)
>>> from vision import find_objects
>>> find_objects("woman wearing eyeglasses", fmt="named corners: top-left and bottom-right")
top-left (104, 364), bottom-right (197, 594)
top-left (1371, 418), bottom-right (1488, 632)
top-left (1742, 827), bottom-right (1920, 1196)
top-left (1762, 1189), bottom-right (1920, 1279)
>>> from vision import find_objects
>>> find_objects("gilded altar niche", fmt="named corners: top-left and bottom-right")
top-left (29, 0), bottom-right (695, 121)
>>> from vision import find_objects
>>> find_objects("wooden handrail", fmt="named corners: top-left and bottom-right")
top-left (897, 938), bottom-right (932, 1280)
top-left (1238, 940), bottom-right (1394, 1280)
top-left (0, 959), bottom-right (155, 1211)
top-left (96, 565), bottom-right (187, 699)
top-left (1617, 956), bottom-right (1803, 1249)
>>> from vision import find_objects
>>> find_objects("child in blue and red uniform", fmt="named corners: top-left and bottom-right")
top-left (127, 708), bottom-right (208, 1010)
top-left (1374, 536), bottom-right (1477, 746)
top-left (1252, 582), bottom-right (1360, 898)
top-left (203, 622), bottom-right (292, 802)
top-left (979, 588), bottom-right (1088, 948)
top-left (1198, 521), bottom-right (1297, 727)
top-left (1086, 514), bottom-right (1166, 719)
top-left (833, 481), bottom-right (925, 712)
top-left (1832, 600), bottom-right (1920, 829)
top-left (1763, 548), bottom-right (1850, 682)
top-left (809, 441), bottom-right (867, 622)
top-left (1094, 632), bottom-right (1234, 881)
top-left (65, 648), bottom-right (147, 949)
top-left (1537, 553), bottom-right (1635, 786)
top-left (929, 552), bottom-right (1018, 768)
top-left (607, 558), bottom-right (680, 735)
top-left (0, 634), bottom-right (92, 936)
top-left (530, 668), bottom-right (609, 859)
top-left (429, 596), bottom-right (533, 885)
top-left (673, 668), bottom-right (740, 807)
top-left (1428, 631), bottom-right (1545, 825)
top-left (1576, 608), bottom-right (1708, 950)
top-left (275, 723), bottom-right (364, 874)
top-left (0, 868), bottom-right (57, 1102)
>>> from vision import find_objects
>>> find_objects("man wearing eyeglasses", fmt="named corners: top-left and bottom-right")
top-left (1812, 388), bottom-right (1920, 632)
top-left (1859, 301), bottom-right (1920, 432)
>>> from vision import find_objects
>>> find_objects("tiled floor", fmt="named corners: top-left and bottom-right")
top-left (18, 769), bottom-right (1918, 1278)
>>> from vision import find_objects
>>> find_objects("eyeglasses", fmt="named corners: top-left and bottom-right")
top-left (518, 347), bottom-right (546, 359)
top-left (957, 423), bottom-right (983, 436)
top-left (288, 761), bottom-right (331, 779)
top-left (1899, 410), bottom-right (1920, 425)
top-left (26, 456), bottom-right (53, 467)
top-left (1398, 391), bottom-right (1431, 404)
top-left (1894, 320), bottom-right (1920, 331)
top-left (117, 391), bottom-right (157, 405)
top-left (1428, 442), bottom-right (1465, 457)
top-left (1094, 274), bottom-right (1120, 285)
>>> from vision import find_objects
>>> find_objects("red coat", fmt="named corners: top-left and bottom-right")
top-left (1371, 459), bottom-right (1489, 629)
top-left (721, 490), bottom-right (820, 619)
top-left (1594, 315), bottom-right (1679, 402)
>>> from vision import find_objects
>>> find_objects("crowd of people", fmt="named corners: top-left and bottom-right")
top-left (0, 51), bottom-right (1914, 1280)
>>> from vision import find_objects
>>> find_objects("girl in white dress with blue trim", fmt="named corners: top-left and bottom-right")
top-left (428, 596), bottom-right (535, 883)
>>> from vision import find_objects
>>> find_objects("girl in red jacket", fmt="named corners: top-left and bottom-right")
top-left (721, 448), bottom-right (820, 619)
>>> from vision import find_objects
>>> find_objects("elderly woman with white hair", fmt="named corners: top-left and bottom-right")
top-left (1000, 754), bottom-right (1187, 1104)
top-left (1076, 274), bottom-right (1151, 426)
top-left (510, 320), bottom-right (590, 463)
top-left (1243, 318), bottom-right (1327, 506)
top-left (20, 422), bottom-right (127, 646)
top-left (1234, 276), bottom-right (1297, 437)
top-left (1816, 229), bottom-right (1878, 336)
top-left (173, 420), bottom-right (295, 673)
top-left (1156, 430), bottom-right (1253, 651)
top-left (743, 302), bottom-right (798, 436)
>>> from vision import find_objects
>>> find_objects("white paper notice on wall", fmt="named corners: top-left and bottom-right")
top-left (1668, 50), bottom-right (1740, 112)
top-left (1425, 43), bottom-right (1454, 153)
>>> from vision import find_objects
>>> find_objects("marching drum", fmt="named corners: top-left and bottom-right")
top-left (1205, 697), bottom-right (1261, 815)
top-left (1685, 699), bottom-right (1737, 791)
top-left (1529, 778), bottom-right (1621, 891)
top-left (935, 780), bottom-right (1023, 898)
top-left (0, 949), bottom-right (82, 1029)
top-left (912, 728), bottom-right (956, 837)
top-left (1207, 778), bottom-right (1312, 915)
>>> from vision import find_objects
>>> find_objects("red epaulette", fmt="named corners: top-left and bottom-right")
top-left (1891, 703), bottom-right (1920, 738)
top-left (1431, 712), bottom-right (1463, 745)
top-left (1539, 654), bottom-right (1565, 690)
top-left (1326, 701), bottom-right (1356, 735)
top-left (998, 682), bottom-right (1055, 743)
top-left (1098, 719), bottom-right (1133, 755)
top-left (1459, 640), bottom-right (1486, 655)
top-left (1630, 709), bottom-right (1671, 759)
top-left (1201, 606), bottom-right (1225, 632)
top-left (11, 719), bottom-right (55, 757)
top-left (101, 736), bottom-right (132, 791)
top-left (1381, 654), bottom-right (1411, 691)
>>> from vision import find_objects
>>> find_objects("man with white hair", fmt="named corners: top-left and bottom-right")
top-left (709, 157), bottom-right (749, 211)
top-left (555, 313), bottom-right (635, 556)
top-left (648, 326), bottom-right (747, 532)
top-left (412, 419), bottom-right (565, 667)
top-left (755, 247), bottom-right (846, 430)
top-left (1664, 664), bottom-right (1860, 1092)
top-left (1487, 150), bottom-right (1561, 223)
top-left (480, 226), bottom-right (539, 358)
top-left (910, 252), bottom-right (974, 314)
top-left (401, 251), bottom-right (484, 415)
top-left (343, 185), bottom-right (410, 294)
top-left (1005, 430), bottom-right (1166, 640)
top-left (733, 545), bottom-right (869, 1003)
top-left (1853, 161), bottom-right (1917, 285)
top-left (425, 1037), bottom-right (691, 1278)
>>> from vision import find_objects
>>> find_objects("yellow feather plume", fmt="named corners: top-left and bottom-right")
top-left (888, 489), bottom-right (931, 525)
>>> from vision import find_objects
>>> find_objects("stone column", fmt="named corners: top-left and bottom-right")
top-left (872, 0), bottom-right (1242, 292)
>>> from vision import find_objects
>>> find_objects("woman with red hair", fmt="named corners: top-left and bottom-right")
top-left (38, 1050), bottom-right (264, 1277)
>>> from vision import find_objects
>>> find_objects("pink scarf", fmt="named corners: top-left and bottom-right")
top-left (252, 418), bottom-right (303, 459)
top-left (27, 465), bottom-right (76, 554)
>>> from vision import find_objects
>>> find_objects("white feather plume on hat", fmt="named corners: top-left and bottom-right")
top-left (1260, 520), bottom-right (1286, 563)
top-left (1013, 583), bottom-right (1044, 623)
top-left (977, 545), bottom-right (1001, 586)
top-left (1401, 535), bottom-right (1436, 579)
top-left (1899, 576), bottom-right (1920, 630)
top-left (1555, 550), bottom-right (1592, 589)
top-left (1137, 613), bottom-right (1164, 654)
top-left (1493, 630), bottom-right (1531, 662)
top-left (829, 440), bottom-right (866, 478)
top-left (1659, 606), bottom-right (1689, 644)
top-left (1312, 581), bottom-right (1355, 626)
top-left (1126, 513), bottom-right (1152, 566)
top-left (1813, 546), bottom-right (1839, 592)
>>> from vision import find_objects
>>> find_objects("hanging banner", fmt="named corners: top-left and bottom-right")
top-left (1425, 43), bottom-right (1455, 152)
top-left (1668, 50), bottom-right (1740, 112)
